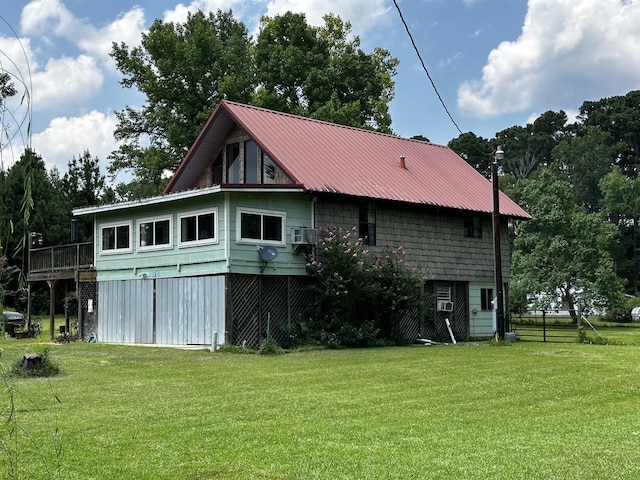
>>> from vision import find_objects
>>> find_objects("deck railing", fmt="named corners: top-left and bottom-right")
top-left (29, 242), bottom-right (94, 273)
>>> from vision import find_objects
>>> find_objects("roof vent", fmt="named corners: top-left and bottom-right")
top-left (399, 155), bottom-right (406, 169)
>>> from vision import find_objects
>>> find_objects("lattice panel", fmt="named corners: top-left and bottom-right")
top-left (230, 275), bottom-right (314, 348)
top-left (261, 276), bottom-right (291, 345)
top-left (399, 302), bottom-right (421, 342)
top-left (230, 275), bottom-right (260, 347)
top-left (80, 282), bottom-right (98, 341)
top-left (452, 282), bottom-right (469, 340)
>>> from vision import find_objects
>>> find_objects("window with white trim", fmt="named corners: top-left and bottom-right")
top-left (138, 217), bottom-right (171, 250)
top-left (238, 209), bottom-right (285, 245)
top-left (436, 285), bottom-right (452, 302)
top-left (179, 209), bottom-right (217, 246)
top-left (481, 288), bottom-right (494, 311)
top-left (100, 222), bottom-right (132, 254)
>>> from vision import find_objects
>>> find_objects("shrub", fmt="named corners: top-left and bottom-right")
top-left (304, 226), bottom-right (424, 347)
top-left (258, 341), bottom-right (285, 355)
top-left (10, 348), bottom-right (61, 377)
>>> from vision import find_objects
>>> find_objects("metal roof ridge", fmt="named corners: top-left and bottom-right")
top-left (220, 100), bottom-right (447, 147)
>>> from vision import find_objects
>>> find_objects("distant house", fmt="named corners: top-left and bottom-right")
top-left (69, 101), bottom-right (530, 346)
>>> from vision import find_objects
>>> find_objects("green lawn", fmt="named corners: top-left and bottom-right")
top-left (2, 339), bottom-right (640, 479)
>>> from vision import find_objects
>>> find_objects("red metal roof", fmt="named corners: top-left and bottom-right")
top-left (166, 101), bottom-right (530, 219)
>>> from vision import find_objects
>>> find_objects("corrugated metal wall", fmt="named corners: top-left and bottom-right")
top-left (97, 276), bottom-right (226, 345)
top-left (156, 276), bottom-right (225, 345)
top-left (98, 280), bottom-right (154, 343)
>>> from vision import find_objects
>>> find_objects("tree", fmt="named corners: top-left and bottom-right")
top-left (253, 13), bottom-right (398, 133)
top-left (551, 126), bottom-right (615, 212)
top-left (447, 132), bottom-right (492, 178)
top-left (600, 167), bottom-right (640, 295)
top-left (110, 10), bottom-right (399, 199)
top-left (109, 9), bottom-right (255, 190)
top-left (494, 110), bottom-right (568, 180)
top-left (62, 150), bottom-right (107, 241)
top-left (512, 166), bottom-right (625, 322)
top-left (578, 90), bottom-right (640, 175)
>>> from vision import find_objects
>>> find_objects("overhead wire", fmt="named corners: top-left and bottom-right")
top-left (392, 0), bottom-right (464, 136)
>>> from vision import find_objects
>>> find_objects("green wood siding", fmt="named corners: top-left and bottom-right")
top-left (93, 191), bottom-right (312, 281)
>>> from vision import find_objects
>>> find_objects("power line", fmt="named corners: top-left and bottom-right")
top-left (392, 0), bottom-right (463, 136)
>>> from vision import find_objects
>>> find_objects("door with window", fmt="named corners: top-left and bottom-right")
top-left (469, 283), bottom-right (495, 337)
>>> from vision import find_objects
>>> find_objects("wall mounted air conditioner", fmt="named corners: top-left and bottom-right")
top-left (291, 228), bottom-right (319, 245)
top-left (437, 300), bottom-right (454, 312)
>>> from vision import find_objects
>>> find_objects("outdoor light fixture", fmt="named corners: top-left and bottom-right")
top-left (492, 146), bottom-right (505, 341)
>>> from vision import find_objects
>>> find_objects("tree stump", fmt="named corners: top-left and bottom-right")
top-left (21, 353), bottom-right (43, 371)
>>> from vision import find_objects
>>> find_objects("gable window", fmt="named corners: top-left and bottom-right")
top-left (101, 222), bottom-right (131, 254)
top-left (481, 288), bottom-right (494, 311)
top-left (359, 203), bottom-right (376, 245)
top-left (464, 217), bottom-right (482, 238)
top-left (238, 209), bottom-right (285, 245)
top-left (244, 140), bottom-right (258, 184)
top-left (138, 217), bottom-right (171, 250)
top-left (262, 153), bottom-right (276, 184)
top-left (179, 209), bottom-right (217, 246)
top-left (226, 143), bottom-right (240, 183)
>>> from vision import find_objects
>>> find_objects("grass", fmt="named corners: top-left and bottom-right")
top-left (1, 338), bottom-right (640, 479)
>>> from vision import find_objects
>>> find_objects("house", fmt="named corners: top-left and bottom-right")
top-left (70, 100), bottom-right (530, 346)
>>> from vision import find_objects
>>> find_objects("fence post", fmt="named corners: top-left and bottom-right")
top-left (542, 311), bottom-right (546, 342)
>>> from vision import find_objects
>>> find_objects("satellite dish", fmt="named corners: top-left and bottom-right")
top-left (258, 246), bottom-right (279, 272)
top-left (258, 246), bottom-right (279, 262)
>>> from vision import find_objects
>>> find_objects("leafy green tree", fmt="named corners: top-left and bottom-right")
top-left (254, 13), bottom-right (398, 133)
top-left (62, 150), bottom-right (106, 241)
top-left (447, 132), bottom-right (492, 178)
top-left (494, 110), bottom-right (568, 180)
top-left (578, 90), bottom-right (640, 175)
top-left (109, 10), bottom-right (399, 199)
top-left (110, 9), bottom-right (254, 190)
top-left (551, 126), bottom-right (614, 212)
top-left (0, 150), bottom-right (69, 310)
top-left (512, 167), bottom-right (625, 322)
top-left (600, 167), bottom-right (640, 295)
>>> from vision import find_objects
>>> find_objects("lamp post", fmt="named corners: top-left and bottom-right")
top-left (492, 146), bottom-right (505, 341)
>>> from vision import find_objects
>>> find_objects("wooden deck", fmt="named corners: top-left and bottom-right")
top-left (28, 242), bottom-right (96, 281)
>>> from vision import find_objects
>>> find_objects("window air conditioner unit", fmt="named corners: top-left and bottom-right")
top-left (437, 301), bottom-right (454, 312)
top-left (291, 228), bottom-right (318, 245)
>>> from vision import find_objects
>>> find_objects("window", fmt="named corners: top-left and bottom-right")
top-left (359, 203), bottom-right (376, 245)
top-left (138, 217), bottom-right (171, 250)
top-left (262, 153), bottom-right (276, 184)
top-left (436, 285), bottom-right (452, 302)
top-left (238, 209), bottom-right (285, 244)
top-left (179, 209), bottom-right (217, 246)
top-left (244, 140), bottom-right (258, 184)
top-left (101, 222), bottom-right (131, 254)
top-left (226, 143), bottom-right (240, 183)
top-left (481, 288), bottom-right (494, 311)
top-left (464, 217), bottom-right (482, 238)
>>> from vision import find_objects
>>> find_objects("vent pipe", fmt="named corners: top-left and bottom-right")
top-left (399, 155), bottom-right (406, 169)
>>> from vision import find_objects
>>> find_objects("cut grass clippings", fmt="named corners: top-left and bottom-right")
top-left (1, 340), bottom-right (640, 479)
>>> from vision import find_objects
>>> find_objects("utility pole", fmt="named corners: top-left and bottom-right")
top-left (492, 146), bottom-right (505, 341)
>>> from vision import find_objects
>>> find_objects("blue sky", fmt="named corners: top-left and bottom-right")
top-left (1, 0), bottom-right (639, 180)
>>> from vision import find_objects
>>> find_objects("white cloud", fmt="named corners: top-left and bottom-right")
top-left (262, 0), bottom-right (391, 37)
top-left (21, 0), bottom-right (145, 68)
top-left (78, 8), bottom-right (146, 67)
top-left (163, 0), bottom-right (247, 25)
top-left (457, 0), bottom-right (640, 118)
top-left (32, 111), bottom-right (119, 174)
top-left (31, 55), bottom-right (103, 109)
